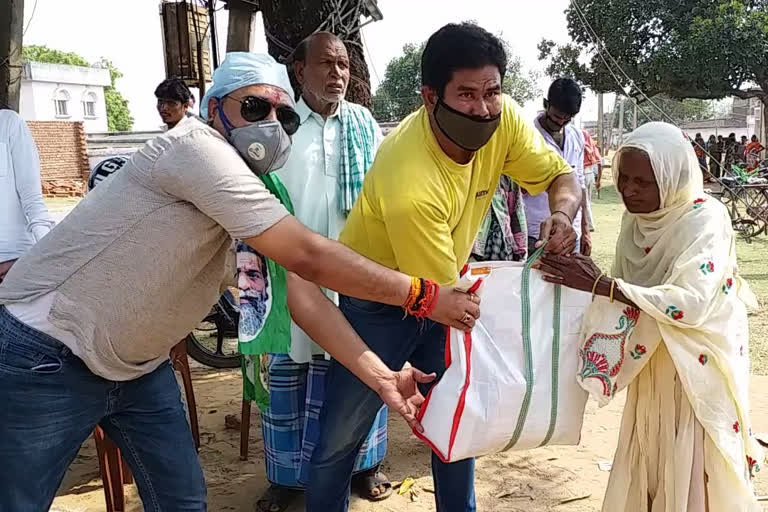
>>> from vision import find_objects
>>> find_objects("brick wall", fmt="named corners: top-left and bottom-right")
top-left (27, 121), bottom-right (89, 197)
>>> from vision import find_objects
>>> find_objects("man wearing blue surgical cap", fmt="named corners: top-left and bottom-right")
top-left (0, 52), bottom-right (480, 511)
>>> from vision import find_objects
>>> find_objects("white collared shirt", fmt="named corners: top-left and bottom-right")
top-left (274, 98), bottom-right (382, 363)
top-left (524, 117), bottom-right (585, 238)
top-left (0, 110), bottom-right (54, 262)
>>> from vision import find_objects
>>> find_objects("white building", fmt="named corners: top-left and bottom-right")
top-left (681, 118), bottom-right (749, 141)
top-left (681, 97), bottom-right (764, 141)
top-left (20, 61), bottom-right (111, 133)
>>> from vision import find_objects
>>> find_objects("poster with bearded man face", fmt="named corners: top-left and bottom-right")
top-left (236, 241), bottom-right (272, 341)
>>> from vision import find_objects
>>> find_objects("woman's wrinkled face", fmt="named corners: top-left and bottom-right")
top-left (616, 149), bottom-right (661, 214)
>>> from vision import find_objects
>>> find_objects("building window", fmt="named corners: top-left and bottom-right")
top-left (83, 101), bottom-right (95, 117)
top-left (55, 99), bottom-right (68, 116)
top-left (82, 92), bottom-right (98, 118)
top-left (53, 89), bottom-right (71, 118)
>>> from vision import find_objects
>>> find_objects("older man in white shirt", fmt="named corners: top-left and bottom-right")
top-left (250, 32), bottom-right (390, 512)
top-left (0, 107), bottom-right (54, 282)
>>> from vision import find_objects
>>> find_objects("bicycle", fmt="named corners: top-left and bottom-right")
top-left (184, 289), bottom-right (242, 369)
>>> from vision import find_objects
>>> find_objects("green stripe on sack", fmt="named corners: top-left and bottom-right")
top-left (539, 284), bottom-right (561, 447)
top-left (503, 247), bottom-right (562, 451)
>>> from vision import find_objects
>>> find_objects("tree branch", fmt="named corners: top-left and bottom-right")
top-left (730, 89), bottom-right (767, 101)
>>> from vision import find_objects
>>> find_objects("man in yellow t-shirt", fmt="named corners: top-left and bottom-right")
top-left (306, 23), bottom-right (581, 512)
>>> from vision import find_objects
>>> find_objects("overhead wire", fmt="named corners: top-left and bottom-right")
top-left (23, 0), bottom-right (40, 37)
top-left (569, 0), bottom-right (655, 125)
top-left (360, 29), bottom-right (381, 87)
top-left (569, 0), bottom-right (759, 216)
top-left (570, 0), bottom-right (678, 126)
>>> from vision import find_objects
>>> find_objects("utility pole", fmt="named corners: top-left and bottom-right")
top-left (606, 99), bottom-right (616, 153)
top-left (225, 0), bottom-right (259, 52)
top-left (207, 0), bottom-right (220, 69)
top-left (618, 98), bottom-right (625, 146)
top-left (633, 101), bottom-right (638, 130)
top-left (0, 0), bottom-right (24, 111)
top-left (597, 93), bottom-right (604, 156)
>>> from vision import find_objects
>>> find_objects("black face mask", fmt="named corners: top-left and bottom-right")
top-left (433, 99), bottom-right (501, 152)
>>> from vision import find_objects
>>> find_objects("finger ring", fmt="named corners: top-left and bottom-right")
top-left (469, 293), bottom-right (479, 304)
top-left (462, 313), bottom-right (473, 324)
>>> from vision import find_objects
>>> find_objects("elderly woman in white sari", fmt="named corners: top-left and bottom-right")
top-left (536, 122), bottom-right (762, 511)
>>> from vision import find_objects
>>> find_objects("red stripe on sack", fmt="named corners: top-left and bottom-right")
top-left (460, 264), bottom-right (469, 277)
top-left (467, 278), bottom-right (483, 294)
top-left (412, 383), bottom-right (450, 462)
top-left (446, 331), bottom-right (472, 461)
top-left (414, 284), bottom-right (479, 463)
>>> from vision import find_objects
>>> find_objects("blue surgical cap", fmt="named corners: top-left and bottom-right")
top-left (200, 52), bottom-right (295, 119)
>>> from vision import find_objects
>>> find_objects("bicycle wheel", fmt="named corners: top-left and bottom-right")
top-left (185, 312), bottom-right (241, 369)
top-left (732, 218), bottom-right (761, 243)
top-left (745, 188), bottom-right (768, 237)
top-left (720, 188), bottom-right (741, 220)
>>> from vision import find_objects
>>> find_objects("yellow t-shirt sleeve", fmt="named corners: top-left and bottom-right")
top-left (381, 195), bottom-right (459, 286)
top-left (500, 99), bottom-right (572, 195)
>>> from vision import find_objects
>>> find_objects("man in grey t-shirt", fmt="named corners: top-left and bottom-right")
top-left (0, 53), bottom-right (480, 511)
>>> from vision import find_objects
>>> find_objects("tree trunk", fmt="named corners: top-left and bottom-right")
top-left (762, 99), bottom-right (768, 151)
top-left (259, 0), bottom-right (372, 108)
top-left (0, 0), bottom-right (24, 110)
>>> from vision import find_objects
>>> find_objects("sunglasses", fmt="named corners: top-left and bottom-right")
top-left (227, 95), bottom-right (300, 136)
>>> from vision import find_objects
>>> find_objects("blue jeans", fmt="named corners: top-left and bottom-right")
top-left (306, 297), bottom-right (476, 512)
top-left (0, 306), bottom-right (206, 511)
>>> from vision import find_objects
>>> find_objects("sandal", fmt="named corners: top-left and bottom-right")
top-left (255, 485), bottom-right (301, 512)
top-left (353, 468), bottom-right (393, 501)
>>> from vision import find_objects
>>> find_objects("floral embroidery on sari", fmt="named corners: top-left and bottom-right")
top-left (579, 307), bottom-right (641, 397)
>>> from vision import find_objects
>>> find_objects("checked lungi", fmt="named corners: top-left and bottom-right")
top-left (261, 354), bottom-right (388, 488)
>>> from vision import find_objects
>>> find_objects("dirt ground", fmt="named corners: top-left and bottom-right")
top-left (45, 185), bottom-right (768, 512)
top-left (50, 364), bottom-right (768, 512)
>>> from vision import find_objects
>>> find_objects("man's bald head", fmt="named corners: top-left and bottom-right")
top-left (293, 32), bottom-right (350, 116)
top-left (294, 32), bottom-right (344, 63)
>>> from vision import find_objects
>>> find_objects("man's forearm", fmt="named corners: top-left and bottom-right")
top-left (286, 272), bottom-right (392, 391)
top-left (547, 173), bottom-right (582, 220)
top-left (292, 233), bottom-right (410, 306)
top-left (244, 216), bottom-right (409, 307)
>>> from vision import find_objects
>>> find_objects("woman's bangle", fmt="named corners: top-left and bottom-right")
top-left (609, 279), bottom-right (616, 303)
top-left (552, 210), bottom-right (573, 224)
top-left (591, 273), bottom-right (604, 300)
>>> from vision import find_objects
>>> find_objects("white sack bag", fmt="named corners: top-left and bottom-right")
top-left (415, 259), bottom-right (592, 463)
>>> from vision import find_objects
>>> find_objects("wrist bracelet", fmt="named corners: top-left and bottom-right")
top-left (609, 279), bottom-right (616, 303)
top-left (591, 273), bottom-right (604, 300)
top-left (403, 276), bottom-right (422, 311)
top-left (403, 278), bottom-right (439, 318)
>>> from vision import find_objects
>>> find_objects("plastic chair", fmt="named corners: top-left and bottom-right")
top-left (93, 340), bottom-right (200, 512)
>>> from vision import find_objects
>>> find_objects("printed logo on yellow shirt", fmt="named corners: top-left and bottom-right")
top-left (475, 190), bottom-right (489, 199)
